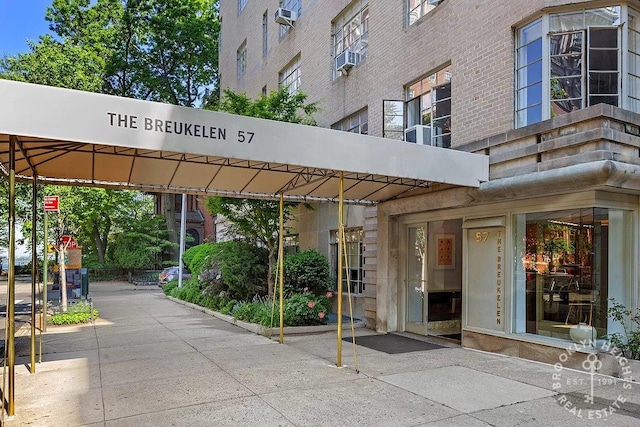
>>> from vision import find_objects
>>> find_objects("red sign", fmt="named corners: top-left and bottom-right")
top-left (60, 235), bottom-right (80, 249)
top-left (44, 195), bottom-right (60, 212)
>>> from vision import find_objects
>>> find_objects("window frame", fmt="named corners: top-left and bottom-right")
top-left (279, 55), bottom-right (301, 95)
top-left (404, 65), bottom-right (452, 148)
top-left (332, 108), bottom-right (368, 134)
top-left (511, 206), bottom-right (633, 342)
top-left (383, 100), bottom-right (405, 140)
top-left (263, 10), bottom-right (268, 57)
top-left (237, 41), bottom-right (247, 79)
top-left (406, 0), bottom-right (444, 27)
top-left (515, 5), bottom-right (636, 128)
top-left (330, 228), bottom-right (365, 295)
top-left (238, 0), bottom-right (248, 14)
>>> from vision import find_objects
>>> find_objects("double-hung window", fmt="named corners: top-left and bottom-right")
top-left (516, 5), bottom-right (640, 128)
top-left (332, 2), bottom-right (369, 79)
top-left (279, 56), bottom-right (301, 95)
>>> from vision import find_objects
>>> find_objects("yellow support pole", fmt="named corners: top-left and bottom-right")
top-left (30, 176), bottom-right (37, 373)
top-left (7, 136), bottom-right (16, 416)
top-left (278, 194), bottom-right (285, 344)
top-left (336, 172), bottom-right (344, 367)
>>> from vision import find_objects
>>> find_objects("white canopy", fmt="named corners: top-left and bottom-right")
top-left (0, 79), bottom-right (488, 203)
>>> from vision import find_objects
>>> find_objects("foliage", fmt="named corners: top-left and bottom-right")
top-left (182, 242), bottom-right (221, 277)
top-left (109, 214), bottom-right (175, 270)
top-left (198, 241), bottom-right (268, 301)
top-left (169, 278), bottom-right (203, 305)
top-left (283, 292), bottom-right (332, 326)
top-left (2, 0), bottom-right (220, 107)
top-left (0, 36), bottom-right (104, 91)
top-left (216, 87), bottom-right (318, 125)
top-left (608, 298), bottom-right (640, 360)
top-left (49, 301), bottom-right (99, 325)
top-left (205, 87), bottom-right (318, 296)
top-left (284, 249), bottom-right (332, 295)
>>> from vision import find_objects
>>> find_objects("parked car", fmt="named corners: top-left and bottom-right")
top-left (159, 266), bottom-right (191, 286)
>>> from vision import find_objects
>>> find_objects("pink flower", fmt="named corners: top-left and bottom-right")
top-left (326, 291), bottom-right (333, 298)
top-left (303, 287), bottom-right (309, 292)
top-left (308, 301), bottom-right (315, 308)
top-left (318, 312), bottom-right (325, 319)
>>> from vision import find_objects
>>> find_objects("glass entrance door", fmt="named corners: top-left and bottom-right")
top-left (406, 226), bottom-right (427, 334)
top-left (404, 220), bottom-right (463, 339)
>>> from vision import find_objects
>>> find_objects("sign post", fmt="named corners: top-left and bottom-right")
top-left (43, 195), bottom-right (59, 332)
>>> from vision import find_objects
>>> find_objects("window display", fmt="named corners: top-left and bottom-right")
top-left (516, 208), bottom-right (609, 340)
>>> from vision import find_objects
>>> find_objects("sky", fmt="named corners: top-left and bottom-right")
top-left (0, 0), bottom-right (53, 57)
top-left (0, 1), bottom-right (52, 259)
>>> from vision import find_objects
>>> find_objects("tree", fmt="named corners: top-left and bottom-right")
top-left (1, 0), bottom-right (220, 104)
top-left (206, 87), bottom-right (319, 295)
top-left (0, 0), bottom-right (221, 259)
top-left (109, 215), bottom-right (176, 274)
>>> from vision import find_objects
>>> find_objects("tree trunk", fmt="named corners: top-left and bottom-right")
top-left (163, 194), bottom-right (179, 259)
top-left (93, 225), bottom-right (106, 263)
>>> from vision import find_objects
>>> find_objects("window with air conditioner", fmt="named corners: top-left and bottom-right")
top-left (515, 5), bottom-right (640, 128)
top-left (332, 2), bottom-right (368, 79)
top-left (405, 65), bottom-right (452, 148)
top-left (278, 0), bottom-right (301, 37)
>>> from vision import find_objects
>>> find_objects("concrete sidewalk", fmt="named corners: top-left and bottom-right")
top-left (6, 281), bottom-right (639, 426)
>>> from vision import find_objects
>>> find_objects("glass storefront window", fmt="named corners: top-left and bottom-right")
top-left (514, 208), bottom-right (631, 341)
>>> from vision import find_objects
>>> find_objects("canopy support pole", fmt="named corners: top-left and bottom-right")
top-left (336, 172), bottom-right (344, 367)
top-left (7, 135), bottom-right (16, 416)
top-left (278, 194), bottom-right (285, 344)
top-left (30, 176), bottom-right (37, 373)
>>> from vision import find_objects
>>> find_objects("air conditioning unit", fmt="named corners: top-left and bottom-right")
top-left (335, 50), bottom-right (360, 74)
top-left (275, 8), bottom-right (297, 25)
top-left (404, 125), bottom-right (432, 145)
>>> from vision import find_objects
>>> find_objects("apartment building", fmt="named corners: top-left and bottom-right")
top-left (219, 0), bottom-right (640, 365)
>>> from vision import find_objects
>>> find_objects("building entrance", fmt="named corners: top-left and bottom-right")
top-left (404, 219), bottom-right (462, 341)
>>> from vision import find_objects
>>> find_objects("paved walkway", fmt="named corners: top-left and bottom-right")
top-left (5, 281), bottom-right (639, 426)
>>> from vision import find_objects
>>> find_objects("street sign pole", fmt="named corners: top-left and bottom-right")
top-left (42, 195), bottom-right (58, 332)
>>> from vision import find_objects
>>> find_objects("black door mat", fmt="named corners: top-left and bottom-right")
top-left (344, 334), bottom-right (446, 354)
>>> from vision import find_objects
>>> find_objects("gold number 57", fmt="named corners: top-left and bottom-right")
top-left (475, 231), bottom-right (489, 242)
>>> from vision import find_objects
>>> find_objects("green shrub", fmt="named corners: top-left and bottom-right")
top-left (283, 292), bottom-right (332, 326)
top-left (50, 302), bottom-right (99, 325)
top-left (284, 249), bottom-right (332, 295)
top-left (608, 298), bottom-right (640, 360)
top-left (183, 243), bottom-right (222, 277)
top-left (169, 279), bottom-right (203, 304)
top-left (219, 299), bottom-right (239, 315)
top-left (162, 280), bottom-right (178, 295)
